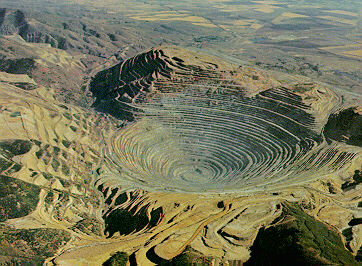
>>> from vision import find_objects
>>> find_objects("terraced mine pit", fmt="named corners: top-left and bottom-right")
top-left (94, 47), bottom-right (358, 194)
top-left (80, 46), bottom-right (362, 265)
top-left (2, 1), bottom-right (362, 264)
top-left (2, 39), bottom-right (362, 265)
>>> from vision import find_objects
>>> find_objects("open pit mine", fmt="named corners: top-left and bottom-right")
top-left (92, 47), bottom-right (356, 194)
top-left (2, 44), bottom-right (362, 265)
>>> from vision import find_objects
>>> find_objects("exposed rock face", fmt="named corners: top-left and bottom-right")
top-left (324, 107), bottom-right (362, 147)
top-left (90, 49), bottom-right (175, 120)
top-left (0, 7), bottom-right (159, 61)
top-left (0, 9), bottom-right (60, 47)
top-left (0, 35), bottom-right (93, 107)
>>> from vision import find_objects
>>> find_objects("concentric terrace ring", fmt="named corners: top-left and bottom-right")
top-left (105, 86), bottom-right (353, 193)
top-left (96, 48), bottom-right (355, 193)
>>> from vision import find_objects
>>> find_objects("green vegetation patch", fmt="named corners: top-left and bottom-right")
top-left (104, 205), bottom-right (162, 237)
top-left (146, 245), bottom-right (213, 266)
top-left (71, 216), bottom-right (103, 235)
top-left (103, 251), bottom-right (128, 266)
top-left (9, 82), bottom-right (38, 90)
top-left (70, 125), bottom-right (77, 132)
top-left (244, 202), bottom-right (359, 266)
top-left (0, 157), bottom-right (13, 172)
top-left (51, 159), bottom-right (60, 171)
top-left (35, 149), bottom-right (44, 159)
top-left (61, 163), bottom-right (70, 176)
top-left (9, 111), bottom-right (21, 117)
top-left (44, 190), bottom-right (54, 205)
top-left (0, 139), bottom-right (33, 158)
top-left (63, 112), bottom-right (71, 120)
top-left (0, 58), bottom-right (35, 75)
top-left (61, 140), bottom-right (72, 148)
top-left (0, 175), bottom-right (41, 222)
top-left (0, 226), bottom-right (71, 266)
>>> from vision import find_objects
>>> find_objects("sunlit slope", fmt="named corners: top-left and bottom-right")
top-left (0, 69), bottom-right (120, 264)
